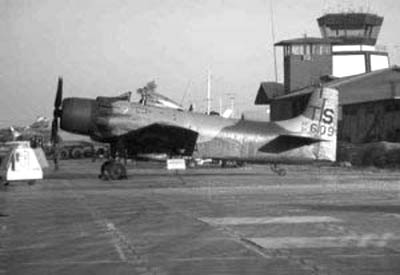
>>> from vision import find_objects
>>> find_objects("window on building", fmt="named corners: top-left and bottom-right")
top-left (346, 29), bottom-right (364, 37)
top-left (332, 54), bottom-right (366, 77)
top-left (291, 45), bottom-right (304, 55)
top-left (370, 54), bottom-right (389, 71)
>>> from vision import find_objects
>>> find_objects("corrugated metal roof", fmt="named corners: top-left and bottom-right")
top-left (254, 82), bottom-right (284, 105)
top-left (267, 66), bottom-right (400, 105)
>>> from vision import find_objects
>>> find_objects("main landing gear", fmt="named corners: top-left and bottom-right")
top-left (98, 140), bottom-right (128, 180)
top-left (99, 160), bottom-right (127, 180)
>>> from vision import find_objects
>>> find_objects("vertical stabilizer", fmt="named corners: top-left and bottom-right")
top-left (303, 87), bottom-right (338, 161)
top-left (278, 87), bottom-right (339, 161)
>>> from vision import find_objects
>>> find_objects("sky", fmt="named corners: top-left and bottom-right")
top-left (1, 0), bottom-right (400, 127)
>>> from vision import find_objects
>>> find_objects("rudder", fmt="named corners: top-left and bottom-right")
top-left (303, 87), bottom-right (338, 161)
top-left (277, 87), bottom-right (339, 162)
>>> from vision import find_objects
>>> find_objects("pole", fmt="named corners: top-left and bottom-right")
top-left (269, 0), bottom-right (278, 82)
top-left (207, 68), bottom-right (211, 115)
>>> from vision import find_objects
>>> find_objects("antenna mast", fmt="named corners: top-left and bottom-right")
top-left (269, 0), bottom-right (278, 82)
top-left (207, 68), bottom-right (211, 114)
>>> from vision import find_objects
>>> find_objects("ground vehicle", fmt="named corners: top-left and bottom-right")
top-left (52, 140), bottom-right (109, 160)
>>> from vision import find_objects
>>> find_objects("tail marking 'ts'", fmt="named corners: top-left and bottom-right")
top-left (277, 87), bottom-right (339, 161)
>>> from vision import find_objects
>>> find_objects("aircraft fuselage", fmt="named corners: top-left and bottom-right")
top-left (89, 101), bottom-right (314, 163)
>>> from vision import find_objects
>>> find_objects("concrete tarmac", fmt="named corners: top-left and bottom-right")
top-left (1, 160), bottom-right (400, 274)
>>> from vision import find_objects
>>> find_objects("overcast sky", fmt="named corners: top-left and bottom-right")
top-left (1, 0), bottom-right (400, 126)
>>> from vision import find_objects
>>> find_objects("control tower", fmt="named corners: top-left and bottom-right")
top-left (318, 13), bottom-right (383, 45)
top-left (318, 13), bottom-right (389, 77)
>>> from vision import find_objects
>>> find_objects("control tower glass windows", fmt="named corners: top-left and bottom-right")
top-left (291, 45), bottom-right (304, 55)
top-left (283, 44), bottom-right (331, 56)
top-left (317, 13), bottom-right (384, 45)
top-left (313, 45), bottom-right (331, 55)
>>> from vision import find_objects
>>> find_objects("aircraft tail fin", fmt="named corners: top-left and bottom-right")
top-left (278, 87), bottom-right (339, 162)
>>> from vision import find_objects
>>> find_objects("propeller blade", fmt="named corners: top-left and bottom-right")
top-left (55, 77), bottom-right (63, 109)
top-left (51, 118), bottom-right (58, 144)
top-left (52, 77), bottom-right (63, 171)
top-left (50, 118), bottom-right (59, 170)
top-left (53, 142), bottom-right (59, 170)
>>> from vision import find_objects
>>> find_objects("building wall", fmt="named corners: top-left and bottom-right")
top-left (340, 99), bottom-right (400, 143)
top-left (271, 97), bottom-right (400, 144)
top-left (284, 54), bottom-right (332, 92)
top-left (270, 94), bottom-right (310, 121)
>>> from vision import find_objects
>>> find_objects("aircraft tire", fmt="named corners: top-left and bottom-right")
top-left (71, 148), bottom-right (83, 159)
top-left (83, 148), bottom-right (93, 158)
top-left (277, 168), bottom-right (286, 176)
top-left (96, 148), bottom-right (105, 158)
top-left (60, 149), bottom-right (70, 160)
top-left (103, 161), bottom-right (127, 180)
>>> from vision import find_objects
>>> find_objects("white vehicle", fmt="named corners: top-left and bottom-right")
top-left (0, 141), bottom-right (44, 186)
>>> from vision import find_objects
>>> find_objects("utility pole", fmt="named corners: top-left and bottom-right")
top-left (207, 68), bottom-right (212, 115)
top-left (269, 0), bottom-right (278, 82)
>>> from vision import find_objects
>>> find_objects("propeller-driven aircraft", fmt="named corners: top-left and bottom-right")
top-left (51, 78), bottom-right (338, 180)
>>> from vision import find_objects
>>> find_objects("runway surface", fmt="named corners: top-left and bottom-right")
top-left (1, 160), bottom-right (400, 274)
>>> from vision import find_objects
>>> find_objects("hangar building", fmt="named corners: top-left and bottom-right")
top-left (256, 13), bottom-right (400, 143)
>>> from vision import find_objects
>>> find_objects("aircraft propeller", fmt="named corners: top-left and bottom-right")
top-left (51, 77), bottom-right (63, 170)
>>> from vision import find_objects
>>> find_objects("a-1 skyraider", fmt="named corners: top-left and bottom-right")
top-left (51, 78), bottom-right (338, 180)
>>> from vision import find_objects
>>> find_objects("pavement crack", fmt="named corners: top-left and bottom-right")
top-left (61, 180), bottom-right (165, 275)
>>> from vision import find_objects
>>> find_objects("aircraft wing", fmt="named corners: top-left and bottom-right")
top-left (123, 123), bottom-right (198, 156)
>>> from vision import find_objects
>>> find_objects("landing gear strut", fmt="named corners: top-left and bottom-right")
top-left (270, 163), bottom-right (286, 176)
top-left (99, 160), bottom-right (127, 180)
top-left (98, 140), bottom-right (128, 181)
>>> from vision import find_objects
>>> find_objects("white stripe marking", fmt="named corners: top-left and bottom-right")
top-left (200, 216), bottom-right (341, 225)
top-left (106, 222), bottom-right (127, 261)
top-left (251, 234), bottom-right (400, 249)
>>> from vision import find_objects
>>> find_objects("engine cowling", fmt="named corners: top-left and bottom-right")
top-left (60, 98), bottom-right (96, 136)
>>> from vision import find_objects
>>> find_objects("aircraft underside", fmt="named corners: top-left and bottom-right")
top-left (194, 138), bottom-right (318, 164)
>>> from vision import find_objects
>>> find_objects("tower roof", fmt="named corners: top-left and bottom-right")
top-left (318, 13), bottom-right (383, 29)
top-left (275, 37), bottom-right (339, 46)
top-left (318, 13), bottom-right (384, 45)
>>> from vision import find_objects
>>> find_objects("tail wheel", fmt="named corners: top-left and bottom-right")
top-left (101, 161), bottom-right (127, 180)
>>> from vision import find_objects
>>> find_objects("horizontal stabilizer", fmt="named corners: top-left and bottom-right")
top-left (259, 135), bottom-right (322, 154)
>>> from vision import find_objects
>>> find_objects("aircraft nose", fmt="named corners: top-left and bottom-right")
top-left (60, 98), bottom-right (96, 136)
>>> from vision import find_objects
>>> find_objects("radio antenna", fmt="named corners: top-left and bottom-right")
top-left (269, 0), bottom-right (278, 82)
